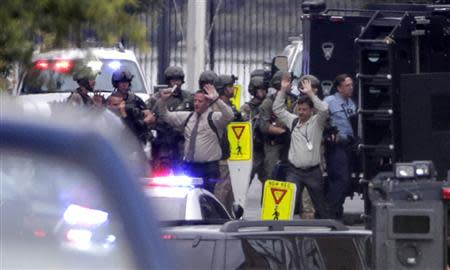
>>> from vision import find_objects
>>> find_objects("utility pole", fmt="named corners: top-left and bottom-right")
top-left (157, 1), bottom-right (170, 85)
top-left (186, 0), bottom-right (207, 92)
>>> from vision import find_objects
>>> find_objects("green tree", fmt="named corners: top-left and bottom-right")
top-left (0, 0), bottom-right (159, 84)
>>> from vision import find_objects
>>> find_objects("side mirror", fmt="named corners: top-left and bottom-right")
top-left (271, 56), bottom-right (289, 77)
top-left (232, 203), bottom-right (244, 219)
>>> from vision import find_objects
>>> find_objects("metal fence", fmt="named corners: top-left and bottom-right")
top-left (136, 0), bottom-right (367, 95)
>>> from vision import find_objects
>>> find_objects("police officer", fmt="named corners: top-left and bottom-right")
top-left (108, 68), bottom-right (155, 144)
top-left (241, 74), bottom-right (268, 185)
top-left (324, 74), bottom-right (357, 220)
top-left (67, 66), bottom-right (98, 107)
top-left (258, 70), bottom-right (297, 181)
top-left (148, 66), bottom-right (193, 111)
top-left (147, 66), bottom-right (193, 175)
top-left (212, 74), bottom-right (240, 212)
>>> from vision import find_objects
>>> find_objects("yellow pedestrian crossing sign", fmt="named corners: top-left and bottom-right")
top-left (261, 180), bottom-right (297, 220)
top-left (230, 84), bottom-right (242, 110)
top-left (227, 122), bottom-right (252, 161)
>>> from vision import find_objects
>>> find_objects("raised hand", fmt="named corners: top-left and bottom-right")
top-left (203, 83), bottom-right (219, 100)
top-left (299, 79), bottom-right (314, 96)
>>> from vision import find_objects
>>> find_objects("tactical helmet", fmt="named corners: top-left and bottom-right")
top-left (250, 69), bottom-right (271, 83)
top-left (72, 66), bottom-right (99, 91)
top-left (215, 74), bottom-right (238, 95)
top-left (164, 66), bottom-right (185, 84)
top-left (111, 68), bottom-right (134, 88)
top-left (248, 76), bottom-right (268, 96)
top-left (198, 70), bottom-right (218, 89)
top-left (271, 70), bottom-right (290, 90)
top-left (72, 66), bottom-right (98, 82)
top-left (299, 74), bottom-right (320, 90)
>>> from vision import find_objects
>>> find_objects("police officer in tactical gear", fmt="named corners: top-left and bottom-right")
top-left (108, 68), bottom-right (155, 144)
top-left (67, 66), bottom-right (99, 107)
top-left (258, 70), bottom-right (297, 181)
top-left (241, 75), bottom-right (268, 186)
top-left (198, 70), bottom-right (218, 90)
top-left (212, 74), bottom-right (240, 212)
top-left (215, 74), bottom-right (241, 120)
top-left (147, 66), bottom-right (194, 175)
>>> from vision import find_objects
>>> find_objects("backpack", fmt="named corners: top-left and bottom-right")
top-left (291, 117), bottom-right (299, 133)
top-left (184, 112), bottom-right (231, 160)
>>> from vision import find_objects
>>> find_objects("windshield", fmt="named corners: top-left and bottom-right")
top-left (21, 59), bottom-right (146, 94)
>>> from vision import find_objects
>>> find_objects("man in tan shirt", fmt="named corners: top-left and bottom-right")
top-left (157, 80), bottom-right (234, 193)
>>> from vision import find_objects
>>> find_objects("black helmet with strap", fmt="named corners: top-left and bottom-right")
top-left (111, 68), bottom-right (134, 88)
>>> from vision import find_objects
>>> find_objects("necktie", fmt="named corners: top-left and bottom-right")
top-left (185, 113), bottom-right (200, 161)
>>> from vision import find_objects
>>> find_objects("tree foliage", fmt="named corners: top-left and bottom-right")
top-left (0, 0), bottom-right (159, 76)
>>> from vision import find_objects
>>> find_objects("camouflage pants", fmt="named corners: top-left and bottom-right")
top-left (214, 161), bottom-right (235, 214)
top-left (263, 143), bottom-right (284, 180)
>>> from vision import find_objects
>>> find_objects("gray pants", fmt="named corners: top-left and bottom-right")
top-left (286, 164), bottom-right (331, 219)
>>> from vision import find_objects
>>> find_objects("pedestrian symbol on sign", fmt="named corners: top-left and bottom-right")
top-left (228, 122), bottom-right (252, 160)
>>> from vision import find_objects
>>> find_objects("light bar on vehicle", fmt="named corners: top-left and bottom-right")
top-left (108, 61), bottom-right (121, 70)
top-left (53, 60), bottom-right (73, 73)
top-left (63, 204), bottom-right (109, 227)
top-left (34, 59), bottom-right (74, 73)
top-left (35, 60), bottom-right (49, 70)
top-left (145, 175), bottom-right (203, 188)
top-left (87, 60), bottom-right (103, 73)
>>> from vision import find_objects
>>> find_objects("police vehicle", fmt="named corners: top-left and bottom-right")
top-left (13, 45), bottom-right (150, 115)
top-left (0, 96), bottom-right (171, 269)
top-left (161, 219), bottom-right (371, 270)
top-left (142, 176), bottom-right (235, 221)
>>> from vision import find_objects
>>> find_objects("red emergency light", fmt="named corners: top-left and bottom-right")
top-left (35, 60), bottom-right (49, 70)
top-left (34, 59), bottom-right (74, 73)
top-left (53, 60), bottom-right (73, 73)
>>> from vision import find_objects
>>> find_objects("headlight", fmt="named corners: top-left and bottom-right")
top-left (394, 161), bottom-right (435, 179)
top-left (395, 164), bottom-right (415, 178)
